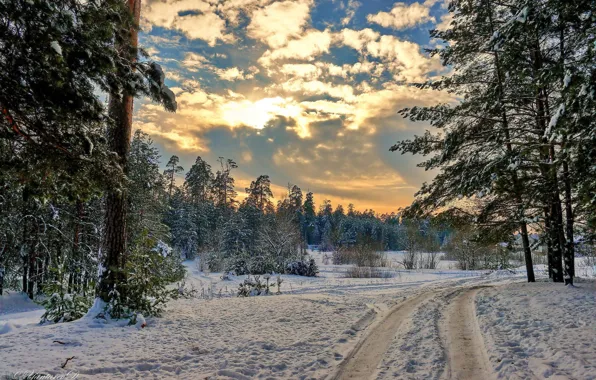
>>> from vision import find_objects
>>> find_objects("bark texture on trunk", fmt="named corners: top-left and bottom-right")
top-left (97, 0), bottom-right (141, 302)
top-left (520, 222), bottom-right (535, 282)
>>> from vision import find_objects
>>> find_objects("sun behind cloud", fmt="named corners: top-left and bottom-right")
top-left (137, 0), bottom-right (451, 213)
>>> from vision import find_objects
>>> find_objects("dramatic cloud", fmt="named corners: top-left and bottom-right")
top-left (136, 0), bottom-right (453, 212)
top-left (367, 2), bottom-right (435, 30)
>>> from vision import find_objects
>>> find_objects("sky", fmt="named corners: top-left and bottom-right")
top-left (135, 0), bottom-right (454, 213)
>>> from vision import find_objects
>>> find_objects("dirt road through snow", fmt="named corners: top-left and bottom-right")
top-left (443, 287), bottom-right (494, 380)
top-left (331, 291), bottom-right (435, 380)
top-left (332, 286), bottom-right (496, 380)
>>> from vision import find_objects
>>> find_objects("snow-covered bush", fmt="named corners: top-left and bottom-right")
top-left (175, 280), bottom-right (199, 299)
top-left (286, 258), bottom-right (318, 277)
top-left (104, 231), bottom-right (185, 319)
top-left (39, 263), bottom-right (93, 323)
top-left (204, 251), bottom-right (226, 272)
top-left (40, 292), bottom-right (91, 323)
top-left (248, 255), bottom-right (277, 274)
top-left (237, 275), bottom-right (269, 297)
top-left (225, 254), bottom-right (250, 275)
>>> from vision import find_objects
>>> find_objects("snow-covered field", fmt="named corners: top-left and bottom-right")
top-left (1, 253), bottom-right (595, 379)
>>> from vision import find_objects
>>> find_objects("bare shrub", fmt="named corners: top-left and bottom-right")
top-left (419, 252), bottom-right (441, 269)
top-left (332, 239), bottom-right (388, 267)
top-left (345, 266), bottom-right (396, 278)
top-left (398, 218), bottom-right (442, 269)
top-left (401, 250), bottom-right (418, 269)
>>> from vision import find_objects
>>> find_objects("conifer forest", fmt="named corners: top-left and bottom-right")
top-left (1, 0), bottom-right (595, 379)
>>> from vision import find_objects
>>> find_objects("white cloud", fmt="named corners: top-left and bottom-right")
top-left (247, 0), bottom-right (314, 48)
top-left (279, 78), bottom-right (356, 101)
top-left (144, 0), bottom-right (212, 28)
top-left (435, 12), bottom-right (454, 31)
top-left (215, 66), bottom-right (259, 81)
top-left (174, 12), bottom-right (234, 46)
top-left (365, 35), bottom-right (443, 82)
top-left (341, 0), bottom-right (361, 25)
top-left (143, 0), bottom-right (233, 46)
top-left (181, 52), bottom-right (210, 70)
top-left (259, 29), bottom-right (333, 66)
top-left (337, 28), bottom-right (380, 50)
top-left (280, 64), bottom-right (322, 79)
top-left (367, 2), bottom-right (435, 30)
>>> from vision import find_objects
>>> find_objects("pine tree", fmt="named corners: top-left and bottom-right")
top-left (245, 175), bottom-right (274, 213)
top-left (391, 0), bottom-right (543, 281)
top-left (212, 157), bottom-right (238, 209)
top-left (303, 192), bottom-right (316, 245)
top-left (99, 0), bottom-right (177, 304)
top-left (127, 130), bottom-right (169, 243)
top-left (164, 155), bottom-right (184, 200)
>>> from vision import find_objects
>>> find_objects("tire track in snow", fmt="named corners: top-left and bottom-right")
top-left (331, 291), bottom-right (435, 380)
top-left (443, 287), bottom-right (494, 380)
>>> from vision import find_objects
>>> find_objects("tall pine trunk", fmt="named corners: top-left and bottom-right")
top-left (558, 9), bottom-right (575, 285)
top-left (98, 0), bottom-right (141, 302)
top-left (528, 36), bottom-right (565, 282)
top-left (486, 0), bottom-right (534, 281)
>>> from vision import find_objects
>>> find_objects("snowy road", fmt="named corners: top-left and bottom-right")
top-left (1, 263), bottom-right (595, 379)
top-left (443, 287), bottom-right (493, 380)
top-left (332, 285), bottom-right (496, 380)
top-left (332, 291), bottom-right (435, 379)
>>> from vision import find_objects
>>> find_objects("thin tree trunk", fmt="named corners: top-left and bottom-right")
top-left (544, 206), bottom-right (553, 279)
top-left (36, 253), bottom-right (44, 295)
top-left (68, 272), bottom-right (74, 294)
top-left (22, 255), bottom-right (28, 295)
top-left (562, 158), bottom-right (575, 284)
top-left (98, 0), bottom-right (141, 302)
top-left (27, 246), bottom-right (35, 299)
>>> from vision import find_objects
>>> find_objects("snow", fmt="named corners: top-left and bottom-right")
top-left (0, 291), bottom-right (45, 335)
top-left (546, 103), bottom-right (565, 137)
top-left (515, 7), bottom-right (529, 23)
top-left (135, 314), bottom-right (146, 329)
top-left (476, 281), bottom-right (596, 379)
top-left (50, 41), bottom-right (62, 56)
top-left (563, 72), bottom-right (571, 89)
top-left (0, 254), bottom-right (595, 379)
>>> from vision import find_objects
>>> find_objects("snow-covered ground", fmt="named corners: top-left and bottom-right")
top-left (477, 281), bottom-right (596, 379)
top-left (1, 254), bottom-right (595, 379)
top-left (0, 291), bottom-right (45, 335)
